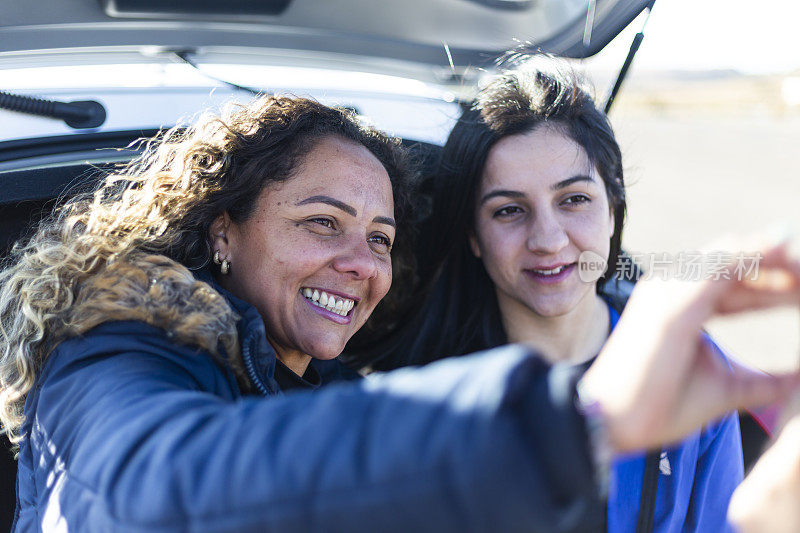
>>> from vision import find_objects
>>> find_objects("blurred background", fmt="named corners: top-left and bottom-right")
top-left (578, 0), bottom-right (800, 372)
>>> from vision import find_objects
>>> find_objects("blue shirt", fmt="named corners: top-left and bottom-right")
top-left (605, 304), bottom-right (744, 532)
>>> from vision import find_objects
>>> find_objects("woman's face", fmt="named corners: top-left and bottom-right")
top-left (471, 125), bottom-right (614, 319)
top-left (215, 135), bottom-right (395, 362)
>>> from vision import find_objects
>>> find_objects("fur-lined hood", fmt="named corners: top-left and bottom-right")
top-left (55, 253), bottom-right (246, 380)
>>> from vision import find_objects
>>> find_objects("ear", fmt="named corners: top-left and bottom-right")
top-left (209, 212), bottom-right (232, 257)
top-left (468, 231), bottom-right (482, 258)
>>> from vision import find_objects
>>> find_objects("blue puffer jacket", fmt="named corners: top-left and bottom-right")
top-left (13, 255), bottom-right (604, 532)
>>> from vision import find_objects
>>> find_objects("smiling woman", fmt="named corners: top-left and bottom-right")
top-left (0, 95), bottom-right (444, 530)
top-left (0, 95), bottom-right (413, 399)
top-left (210, 136), bottom-right (396, 375)
top-left (359, 56), bottom-right (746, 532)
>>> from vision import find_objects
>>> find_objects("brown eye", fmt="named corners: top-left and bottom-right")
top-left (368, 233), bottom-right (392, 252)
top-left (493, 205), bottom-right (523, 218)
top-left (562, 195), bottom-right (591, 206)
top-left (310, 217), bottom-right (335, 229)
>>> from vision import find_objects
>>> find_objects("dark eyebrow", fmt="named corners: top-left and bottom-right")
top-left (373, 216), bottom-right (396, 228)
top-left (479, 189), bottom-right (526, 205)
top-left (551, 175), bottom-right (595, 191)
top-left (481, 176), bottom-right (596, 205)
top-left (297, 195), bottom-right (394, 227)
top-left (297, 195), bottom-right (356, 216)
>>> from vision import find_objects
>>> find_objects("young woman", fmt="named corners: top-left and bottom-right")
top-left (358, 58), bottom-right (744, 531)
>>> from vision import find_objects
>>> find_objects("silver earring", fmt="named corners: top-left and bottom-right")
top-left (213, 250), bottom-right (222, 265)
top-left (221, 259), bottom-right (230, 275)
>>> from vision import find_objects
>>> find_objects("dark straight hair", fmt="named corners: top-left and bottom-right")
top-left (345, 56), bottom-right (630, 371)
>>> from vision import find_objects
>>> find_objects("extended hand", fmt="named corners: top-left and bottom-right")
top-left (581, 240), bottom-right (800, 453)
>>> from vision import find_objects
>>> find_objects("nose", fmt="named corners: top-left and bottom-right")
top-left (331, 236), bottom-right (379, 280)
top-left (526, 209), bottom-right (569, 255)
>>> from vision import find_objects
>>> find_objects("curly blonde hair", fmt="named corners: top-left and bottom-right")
top-left (0, 95), bottom-right (413, 442)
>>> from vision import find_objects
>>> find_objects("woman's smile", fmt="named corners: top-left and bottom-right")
top-left (301, 287), bottom-right (359, 323)
top-left (523, 262), bottom-right (577, 285)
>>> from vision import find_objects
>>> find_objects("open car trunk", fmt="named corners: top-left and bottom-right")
top-left (2, 0), bottom-right (652, 74)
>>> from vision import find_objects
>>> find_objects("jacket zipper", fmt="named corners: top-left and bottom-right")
top-left (242, 334), bottom-right (270, 396)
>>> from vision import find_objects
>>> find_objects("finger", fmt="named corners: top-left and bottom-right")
top-left (715, 285), bottom-right (800, 315)
top-left (700, 238), bottom-right (798, 287)
top-left (775, 390), bottom-right (800, 431)
top-left (703, 232), bottom-right (794, 264)
top-left (728, 372), bottom-right (800, 413)
top-left (757, 242), bottom-right (798, 269)
top-left (712, 252), bottom-right (800, 314)
top-left (744, 260), bottom-right (800, 291)
top-left (676, 373), bottom-right (800, 446)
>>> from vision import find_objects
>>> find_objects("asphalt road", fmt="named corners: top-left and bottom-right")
top-left (612, 112), bottom-right (800, 372)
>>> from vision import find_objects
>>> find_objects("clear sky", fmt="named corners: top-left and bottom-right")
top-left (589, 0), bottom-right (800, 74)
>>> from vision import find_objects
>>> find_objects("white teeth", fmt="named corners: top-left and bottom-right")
top-left (301, 289), bottom-right (355, 316)
top-left (533, 265), bottom-right (566, 275)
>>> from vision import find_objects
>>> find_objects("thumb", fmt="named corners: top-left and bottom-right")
top-left (727, 372), bottom-right (800, 413)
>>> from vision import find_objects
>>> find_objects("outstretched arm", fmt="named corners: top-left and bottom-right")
top-left (21, 325), bottom-right (602, 533)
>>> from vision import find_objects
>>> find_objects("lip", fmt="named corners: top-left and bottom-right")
top-left (528, 262), bottom-right (573, 271)
top-left (523, 262), bottom-right (576, 285)
top-left (302, 294), bottom-right (353, 325)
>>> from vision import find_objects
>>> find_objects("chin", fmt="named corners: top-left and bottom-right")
top-left (310, 351), bottom-right (341, 361)
top-left (528, 294), bottom-right (583, 317)
top-left (530, 305), bottom-right (573, 318)
top-left (537, 284), bottom-right (600, 317)
top-left (303, 338), bottom-right (348, 361)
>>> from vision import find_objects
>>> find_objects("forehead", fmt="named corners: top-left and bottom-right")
top-left (267, 135), bottom-right (394, 213)
top-left (482, 126), bottom-right (594, 190)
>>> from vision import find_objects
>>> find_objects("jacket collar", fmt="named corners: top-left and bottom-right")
top-left (193, 268), bottom-right (281, 396)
